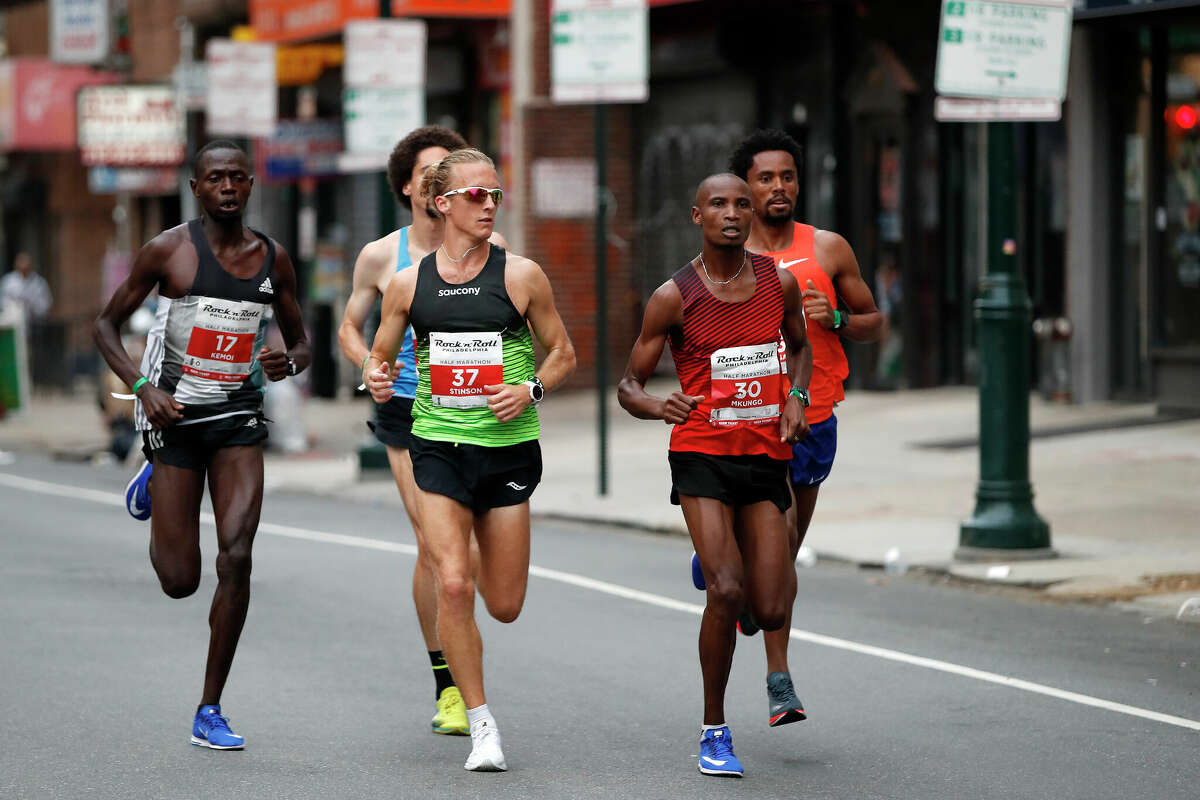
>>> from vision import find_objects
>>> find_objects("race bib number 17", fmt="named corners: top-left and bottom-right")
top-left (429, 331), bottom-right (504, 409)
top-left (709, 342), bottom-right (784, 426)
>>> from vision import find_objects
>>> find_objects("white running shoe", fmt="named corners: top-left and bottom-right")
top-left (464, 721), bottom-right (507, 772)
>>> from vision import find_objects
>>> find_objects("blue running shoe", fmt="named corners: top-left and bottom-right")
top-left (191, 705), bottom-right (245, 750)
top-left (125, 459), bottom-right (152, 521)
top-left (690, 551), bottom-right (706, 590)
top-left (698, 726), bottom-right (743, 777)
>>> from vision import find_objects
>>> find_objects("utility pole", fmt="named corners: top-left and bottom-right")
top-left (594, 105), bottom-right (609, 496)
top-left (956, 121), bottom-right (1052, 560)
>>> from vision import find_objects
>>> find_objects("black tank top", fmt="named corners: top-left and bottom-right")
top-left (136, 219), bottom-right (276, 428)
top-left (409, 244), bottom-right (522, 338)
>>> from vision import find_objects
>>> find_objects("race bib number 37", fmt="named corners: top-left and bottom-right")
top-left (709, 342), bottom-right (784, 426)
top-left (429, 331), bottom-right (504, 409)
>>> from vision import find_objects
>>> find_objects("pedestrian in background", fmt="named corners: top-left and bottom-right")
top-left (1, 252), bottom-right (52, 328)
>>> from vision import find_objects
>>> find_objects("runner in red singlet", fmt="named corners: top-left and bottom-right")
top-left (618, 174), bottom-right (812, 778)
top-left (728, 129), bottom-right (883, 726)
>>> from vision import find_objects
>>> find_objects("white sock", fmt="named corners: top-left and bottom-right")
top-left (701, 723), bottom-right (727, 732)
top-left (467, 704), bottom-right (496, 734)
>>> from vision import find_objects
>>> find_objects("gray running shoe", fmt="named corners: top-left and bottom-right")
top-left (766, 671), bottom-right (807, 727)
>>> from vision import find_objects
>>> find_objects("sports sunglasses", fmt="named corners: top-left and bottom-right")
top-left (440, 186), bottom-right (504, 204)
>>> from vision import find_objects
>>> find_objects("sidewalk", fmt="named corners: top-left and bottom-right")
top-left (3, 381), bottom-right (1198, 622)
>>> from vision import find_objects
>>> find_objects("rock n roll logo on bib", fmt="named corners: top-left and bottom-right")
top-left (429, 331), bottom-right (504, 409)
top-left (708, 342), bottom-right (785, 426)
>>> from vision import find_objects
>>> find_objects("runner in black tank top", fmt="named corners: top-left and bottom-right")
top-left (94, 141), bottom-right (311, 751)
top-left (617, 174), bottom-right (812, 778)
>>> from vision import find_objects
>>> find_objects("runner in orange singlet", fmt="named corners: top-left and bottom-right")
top-left (728, 129), bottom-right (884, 726)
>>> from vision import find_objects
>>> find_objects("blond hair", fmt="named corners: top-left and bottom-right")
top-left (419, 148), bottom-right (497, 205)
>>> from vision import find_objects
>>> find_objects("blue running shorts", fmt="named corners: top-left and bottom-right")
top-left (789, 414), bottom-right (837, 487)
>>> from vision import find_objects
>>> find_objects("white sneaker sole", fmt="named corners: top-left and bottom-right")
top-left (190, 735), bottom-right (244, 750)
top-left (698, 764), bottom-right (743, 777)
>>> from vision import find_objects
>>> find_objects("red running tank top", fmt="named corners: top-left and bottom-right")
top-left (668, 253), bottom-right (792, 460)
top-left (758, 222), bottom-right (847, 424)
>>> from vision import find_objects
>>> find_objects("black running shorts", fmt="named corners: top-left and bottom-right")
top-left (410, 435), bottom-right (542, 514)
top-left (368, 396), bottom-right (414, 449)
top-left (142, 413), bottom-right (269, 471)
top-left (668, 450), bottom-right (792, 513)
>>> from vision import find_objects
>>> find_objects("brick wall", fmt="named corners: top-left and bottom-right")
top-left (521, 0), bottom-right (640, 388)
top-left (6, 1), bottom-right (49, 57)
top-left (129, 0), bottom-right (182, 82)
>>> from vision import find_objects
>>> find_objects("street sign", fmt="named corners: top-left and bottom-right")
top-left (88, 166), bottom-right (179, 195)
top-left (205, 39), bottom-right (277, 138)
top-left (78, 85), bottom-right (185, 167)
top-left (935, 0), bottom-right (1072, 101)
top-left (935, 96), bottom-right (1061, 122)
top-left (342, 86), bottom-right (423, 155)
top-left (551, 0), bottom-right (648, 104)
top-left (344, 19), bottom-right (426, 89)
top-left (50, 0), bottom-right (109, 65)
top-left (261, 119), bottom-right (343, 180)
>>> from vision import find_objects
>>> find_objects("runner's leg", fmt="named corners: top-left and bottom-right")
top-left (764, 484), bottom-right (818, 674)
top-left (148, 462), bottom-right (205, 598)
top-left (735, 500), bottom-right (791, 633)
top-left (419, 490), bottom-right (483, 706)
top-left (386, 445), bottom-right (440, 649)
top-left (473, 502), bottom-right (530, 625)
top-left (680, 495), bottom-right (740, 725)
top-left (201, 444), bottom-right (263, 706)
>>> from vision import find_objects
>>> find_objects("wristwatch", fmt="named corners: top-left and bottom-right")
top-left (287, 356), bottom-right (297, 376)
top-left (789, 386), bottom-right (811, 408)
top-left (832, 308), bottom-right (849, 333)
top-left (524, 377), bottom-right (545, 406)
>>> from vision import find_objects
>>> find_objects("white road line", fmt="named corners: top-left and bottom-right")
top-left (4, 470), bottom-right (1199, 733)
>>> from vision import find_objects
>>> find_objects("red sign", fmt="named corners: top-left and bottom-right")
top-left (250, 0), bottom-right (378, 43)
top-left (391, 0), bottom-right (509, 16)
top-left (0, 59), bottom-right (117, 152)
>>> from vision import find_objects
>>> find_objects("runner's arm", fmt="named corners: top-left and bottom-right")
top-left (617, 281), bottom-right (703, 425)
top-left (93, 233), bottom-right (184, 428)
top-left (364, 269), bottom-right (416, 402)
top-left (779, 269), bottom-right (812, 443)
top-left (338, 238), bottom-right (387, 368)
top-left (261, 245), bottom-right (311, 381)
top-left (815, 230), bottom-right (883, 343)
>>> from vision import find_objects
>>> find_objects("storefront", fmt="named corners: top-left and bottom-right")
top-left (1073, 0), bottom-right (1200, 410)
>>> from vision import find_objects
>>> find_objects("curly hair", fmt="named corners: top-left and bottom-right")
top-left (727, 129), bottom-right (803, 181)
top-left (419, 149), bottom-right (497, 210)
top-left (386, 126), bottom-right (469, 209)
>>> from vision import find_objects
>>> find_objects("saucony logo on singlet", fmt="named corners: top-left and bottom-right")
top-left (438, 286), bottom-right (481, 297)
top-left (780, 258), bottom-right (808, 268)
top-left (258, 278), bottom-right (273, 294)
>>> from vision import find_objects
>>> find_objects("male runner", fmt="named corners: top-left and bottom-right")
top-left (618, 173), bottom-right (812, 777)
top-left (94, 140), bottom-right (310, 749)
top-left (364, 148), bottom-right (575, 772)
top-left (725, 128), bottom-right (883, 725)
top-left (338, 126), bottom-right (505, 737)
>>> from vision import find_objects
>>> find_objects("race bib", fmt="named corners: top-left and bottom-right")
top-left (429, 331), bottom-right (504, 409)
top-left (709, 342), bottom-right (785, 427)
top-left (181, 299), bottom-right (263, 383)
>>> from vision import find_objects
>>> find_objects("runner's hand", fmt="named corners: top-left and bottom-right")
top-left (365, 361), bottom-right (395, 403)
top-left (781, 395), bottom-right (809, 444)
top-left (484, 383), bottom-right (530, 423)
top-left (138, 384), bottom-right (184, 429)
top-left (257, 346), bottom-right (290, 382)
top-left (803, 280), bottom-right (835, 329)
top-left (661, 392), bottom-right (705, 425)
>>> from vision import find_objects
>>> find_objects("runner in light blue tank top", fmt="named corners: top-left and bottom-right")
top-left (392, 226), bottom-right (418, 398)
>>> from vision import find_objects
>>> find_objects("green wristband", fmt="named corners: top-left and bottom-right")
top-left (131, 377), bottom-right (148, 394)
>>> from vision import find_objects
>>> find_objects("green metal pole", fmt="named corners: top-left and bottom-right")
top-left (957, 122), bottom-right (1052, 560)
top-left (595, 104), bottom-right (609, 496)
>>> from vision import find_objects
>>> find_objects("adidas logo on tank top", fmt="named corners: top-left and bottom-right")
top-left (258, 277), bottom-right (273, 295)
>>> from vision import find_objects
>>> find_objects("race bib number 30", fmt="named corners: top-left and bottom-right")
top-left (181, 299), bottom-right (263, 383)
top-left (709, 342), bottom-right (784, 426)
top-left (429, 331), bottom-right (504, 409)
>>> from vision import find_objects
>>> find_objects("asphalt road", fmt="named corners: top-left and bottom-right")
top-left (2, 454), bottom-right (1197, 800)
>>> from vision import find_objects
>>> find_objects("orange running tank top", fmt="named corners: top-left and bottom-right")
top-left (758, 222), bottom-right (847, 424)
top-left (668, 253), bottom-right (792, 460)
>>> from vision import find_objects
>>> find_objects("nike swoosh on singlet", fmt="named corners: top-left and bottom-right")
top-left (780, 258), bottom-right (808, 268)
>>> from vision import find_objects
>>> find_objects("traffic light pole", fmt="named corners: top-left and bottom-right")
top-left (957, 122), bottom-right (1053, 560)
